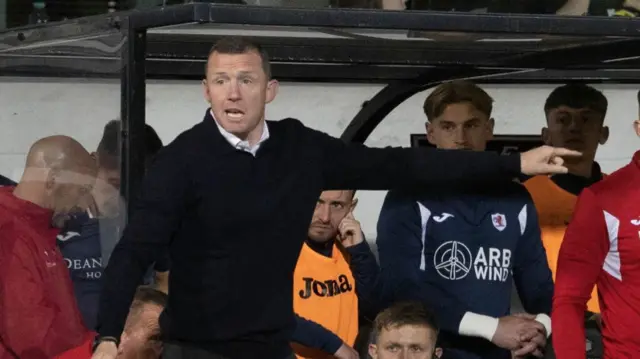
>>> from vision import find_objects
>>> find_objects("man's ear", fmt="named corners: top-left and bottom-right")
top-left (368, 344), bottom-right (378, 359)
top-left (634, 120), bottom-right (640, 137)
top-left (434, 347), bottom-right (443, 358)
top-left (486, 117), bottom-right (495, 141)
top-left (117, 331), bottom-right (129, 357)
top-left (202, 78), bottom-right (211, 105)
top-left (426, 121), bottom-right (437, 145)
top-left (541, 127), bottom-right (551, 145)
top-left (45, 168), bottom-right (58, 190)
top-left (599, 126), bottom-right (610, 145)
top-left (265, 79), bottom-right (279, 104)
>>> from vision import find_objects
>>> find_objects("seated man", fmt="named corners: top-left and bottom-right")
top-left (0, 135), bottom-right (97, 359)
top-left (57, 119), bottom-right (167, 330)
top-left (368, 301), bottom-right (442, 359)
top-left (291, 190), bottom-right (379, 359)
top-left (70, 286), bottom-right (168, 359)
top-left (376, 81), bottom-right (553, 359)
top-left (524, 83), bottom-right (609, 356)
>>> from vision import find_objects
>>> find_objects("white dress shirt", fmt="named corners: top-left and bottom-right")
top-left (211, 110), bottom-right (269, 156)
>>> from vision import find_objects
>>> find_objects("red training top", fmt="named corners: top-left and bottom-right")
top-left (0, 186), bottom-right (89, 359)
top-left (552, 151), bottom-right (640, 358)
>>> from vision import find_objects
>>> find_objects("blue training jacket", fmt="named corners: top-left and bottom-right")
top-left (376, 181), bottom-right (553, 359)
top-left (57, 211), bottom-right (121, 329)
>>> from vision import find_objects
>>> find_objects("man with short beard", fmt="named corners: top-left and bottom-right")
top-left (0, 135), bottom-right (97, 359)
top-left (291, 190), bottom-right (378, 359)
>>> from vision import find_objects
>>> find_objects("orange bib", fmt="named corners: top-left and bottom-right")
top-left (292, 242), bottom-right (358, 358)
top-left (525, 175), bottom-right (600, 313)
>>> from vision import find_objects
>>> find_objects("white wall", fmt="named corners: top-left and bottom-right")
top-left (1, 77), bottom-right (638, 241)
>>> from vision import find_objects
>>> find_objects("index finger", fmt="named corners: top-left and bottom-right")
top-left (551, 148), bottom-right (582, 158)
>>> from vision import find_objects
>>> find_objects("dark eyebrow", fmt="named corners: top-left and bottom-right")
top-left (317, 199), bottom-right (347, 205)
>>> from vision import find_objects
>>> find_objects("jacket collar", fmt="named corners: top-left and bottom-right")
top-left (204, 109), bottom-right (269, 156)
top-left (0, 186), bottom-right (54, 230)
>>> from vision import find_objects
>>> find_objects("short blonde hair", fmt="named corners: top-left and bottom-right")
top-left (371, 301), bottom-right (438, 343)
top-left (423, 81), bottom-right (493, 122)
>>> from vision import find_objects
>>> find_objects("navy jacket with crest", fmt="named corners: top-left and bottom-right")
top-left (376, 180), bottom-right (553, 359)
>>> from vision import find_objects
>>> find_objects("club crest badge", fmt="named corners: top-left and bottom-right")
top-left (492, 213), bottom-right (507, 231)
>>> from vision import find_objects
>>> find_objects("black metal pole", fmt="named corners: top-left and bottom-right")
top-left (120, 19), bottom-right (147, 223)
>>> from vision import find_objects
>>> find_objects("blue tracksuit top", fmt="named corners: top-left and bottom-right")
top-left (57, 211), bottom-right (122, 330)
top-left (376, 181), bottom-right (553, 359)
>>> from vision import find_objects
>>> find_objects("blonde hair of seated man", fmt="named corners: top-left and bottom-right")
top-left (369, 302), bottom-right (443, 359)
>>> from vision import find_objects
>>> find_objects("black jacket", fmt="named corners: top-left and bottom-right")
top-left (97, 111), bottom-right (521, 359)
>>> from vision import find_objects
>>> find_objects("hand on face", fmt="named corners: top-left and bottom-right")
top-left (338, 211), bottom-right (363, 247)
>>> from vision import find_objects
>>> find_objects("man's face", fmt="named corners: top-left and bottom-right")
top-left (307, 190), bottom-right (355, 243)
top-left (543, 106), bottom-right (608, 162)
top-left (369, 325), bottom-right (441, 359)
top-left (118, 303), bottom-right (164, 359)
top-left (48, 164), bottom-right (97, 228)
top-left (426, 102), bottom-right (494, 151)
top-left (203, 50), bottom-right (278, 139)
top-left (635, 120), bottom-right (640, 137)
top-left (93, 165), bottom-right (121, 217)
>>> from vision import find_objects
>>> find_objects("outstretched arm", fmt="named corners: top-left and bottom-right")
top-left (297, 121), bottom-right (521, 191)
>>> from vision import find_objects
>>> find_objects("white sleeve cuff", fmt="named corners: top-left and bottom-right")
top-left (458, 312), bottom-right (499, 341)
top-left (535, 313), bottom-right (552, 337)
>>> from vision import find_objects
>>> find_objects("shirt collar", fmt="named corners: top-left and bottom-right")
top-left (210, 110), bottom-right (269, 156)
top-left (633, 150), bottom-right (640, 169)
